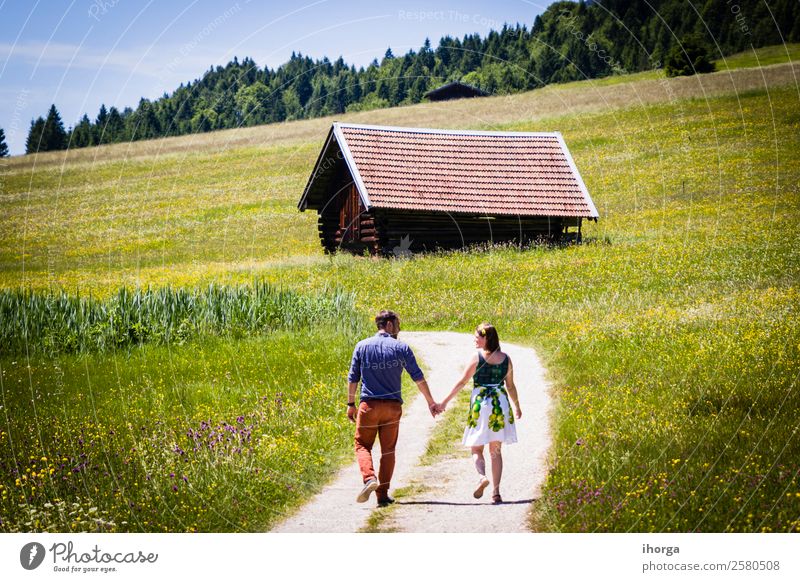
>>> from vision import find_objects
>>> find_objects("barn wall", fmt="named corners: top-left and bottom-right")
top-left (314, 161), bottom-right (384, 255)
top-left (373, 209), bottom-right (572, 254)
top-left (316, 160), bottom-right (348, 253)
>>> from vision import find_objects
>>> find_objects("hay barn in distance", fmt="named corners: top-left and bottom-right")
top-left (423, 81), bottom-right (489, 101)
top-left (298, 122), bottom-right (599, 256)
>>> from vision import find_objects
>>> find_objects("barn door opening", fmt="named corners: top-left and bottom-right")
top-left (339, 184), bottom-right (361, 243)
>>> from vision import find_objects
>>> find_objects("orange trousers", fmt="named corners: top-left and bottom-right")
top-left (354, 399), bottom-right (402, 499)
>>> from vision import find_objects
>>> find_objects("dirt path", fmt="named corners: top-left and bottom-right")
top-left (271, 331), bottom-right (551, 533)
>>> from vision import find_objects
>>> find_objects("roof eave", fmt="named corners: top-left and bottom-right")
top-left (334, 122), bottom-right (559, 138)
top-left (297, 125), bottom-right (336, 211)
top-left (554, 132), bottom-right (600, 219)
top-left (364, 203), bottom-right (596, 218)
top-left (332, 122), bottom-right (372, 210)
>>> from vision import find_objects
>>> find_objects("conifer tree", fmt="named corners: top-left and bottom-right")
top-left (71, 114), bottom-right (95, 148)
top-left (95, 104), bottom-right (109, 143)
top-left (41, 104), bottom-right (67, 151)
top-left (0, 127), bottom-right (9, 157)
top-left (26, 117), bottom-right (45, 154)
top-left (106, 107), bottom-right (124, 142)
top-left (664, 34), bottom-right (716, 77)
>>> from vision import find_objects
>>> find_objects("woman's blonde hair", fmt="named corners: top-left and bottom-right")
top-left (476, 322), bottom-right (500, 353)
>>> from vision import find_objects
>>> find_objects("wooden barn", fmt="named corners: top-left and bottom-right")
top-left (423, 81), bottom-right (489, 101)
top-left (297, 122), bottom-right (599, 256)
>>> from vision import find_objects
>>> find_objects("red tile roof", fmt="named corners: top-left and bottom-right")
top-left (301, 123), bottom-right (598, 218)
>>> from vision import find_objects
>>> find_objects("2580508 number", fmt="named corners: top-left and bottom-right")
top-left (732, 560), bottom-right (779, 571)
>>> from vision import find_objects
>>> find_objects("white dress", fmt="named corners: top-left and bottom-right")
top-left (462, 352), bottom-right (518, 447)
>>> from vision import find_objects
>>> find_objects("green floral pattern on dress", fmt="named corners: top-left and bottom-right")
top-left (467, 352), bottom-right (513, 432)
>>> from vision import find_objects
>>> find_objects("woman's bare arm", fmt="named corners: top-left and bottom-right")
top-left (505, 357), bottom-right (522, 419)
top-left (441, 353), bottom-right (479, 408)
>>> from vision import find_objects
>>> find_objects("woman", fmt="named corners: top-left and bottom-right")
top-left (439, 323), bottom-right (522, 503)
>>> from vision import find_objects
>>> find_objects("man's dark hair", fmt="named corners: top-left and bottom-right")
top-left (375, 310), bottom-right (398, 329)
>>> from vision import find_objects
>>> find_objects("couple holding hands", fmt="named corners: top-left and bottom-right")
top-left (347, 310), bottom-right (522, 507)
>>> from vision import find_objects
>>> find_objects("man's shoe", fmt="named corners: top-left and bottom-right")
top-left (473, 477), bottom-right (490, 499)
top-left (377, 496), bottom-right (395, 508)
top-left (356, 479), bottom-right (378, 503)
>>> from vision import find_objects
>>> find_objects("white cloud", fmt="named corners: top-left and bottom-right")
top-left (0, 40), bottom-right (228, 81)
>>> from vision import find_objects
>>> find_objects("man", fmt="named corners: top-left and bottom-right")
top-left (347, 310), bottom-right (439, 506)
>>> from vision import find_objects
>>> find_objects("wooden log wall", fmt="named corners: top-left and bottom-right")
top-left (335, 211), bottom-right (381, 255)
top-left (316, 200), bottom-right (340, 253)
top-left (317, 202), bottom-right (383, 255)
top-left (317, 207), bottom-right (582, 255)
top-left (372, 209), bottom-right (571, 254)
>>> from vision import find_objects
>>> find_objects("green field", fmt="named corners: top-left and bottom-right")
top-left (716, 42), bottom-right (800, 70)
top-left (578, 42), bottom-right (800, 87)
top-left (2, 55), bottom-right (799, 532)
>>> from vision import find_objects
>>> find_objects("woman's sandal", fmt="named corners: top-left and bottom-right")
top-left (492, 493), bottom-right (503, 504)
top-left (473, 477), bottom-right (490, 499)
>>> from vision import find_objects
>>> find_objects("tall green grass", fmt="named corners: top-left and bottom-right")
top-left (0, 280), bottom-right (360, 355)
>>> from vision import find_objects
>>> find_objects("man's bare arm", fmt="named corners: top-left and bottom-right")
top-left (347, 381), bottom-right (359, 422)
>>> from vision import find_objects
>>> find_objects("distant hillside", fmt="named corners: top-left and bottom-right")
top-left (23, 0), bottom-right (800, 154)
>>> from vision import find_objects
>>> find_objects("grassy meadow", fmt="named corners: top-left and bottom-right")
top-left (1, 51), bottom-right (799, 531)
top-left (716, 42), bottom-right (800, 70)
top-left (0, 283), bottom-right (369, 532)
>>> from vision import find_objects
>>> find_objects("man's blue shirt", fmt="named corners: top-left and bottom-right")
top-left (347, 331), bottom-right (424, 403)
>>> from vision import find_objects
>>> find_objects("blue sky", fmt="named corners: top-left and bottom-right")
top-left (0, 0), bottom-right (547, 155)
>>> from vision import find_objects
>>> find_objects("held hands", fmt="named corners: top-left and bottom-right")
top-left (428, 401), bottom-right (446, 417)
